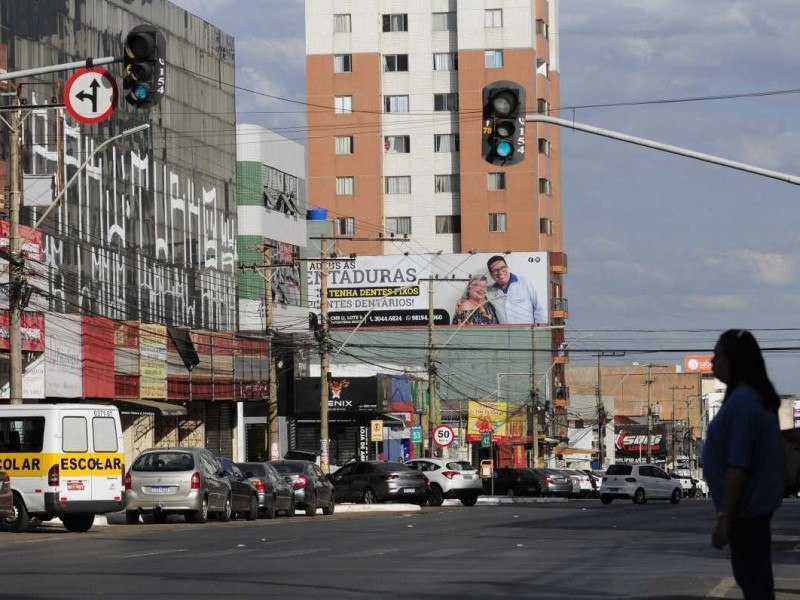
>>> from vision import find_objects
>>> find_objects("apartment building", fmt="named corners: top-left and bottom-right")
top-left (305, 0), bottom-right (563, 257)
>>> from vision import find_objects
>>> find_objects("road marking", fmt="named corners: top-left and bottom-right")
top-left (112, 549), bottom-right (187, 559)
top-left (189, 548), bottom-right (254, 558)
top-left (259, 548), bottom-right (329, 558)
top-left (340, 548), bottom-right (403, 558)
top-left (706, 577), bottom-right (736, 598)
top-left (418, 548), bottom-right (469, 558)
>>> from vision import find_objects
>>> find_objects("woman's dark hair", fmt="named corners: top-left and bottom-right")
top-left (718, 329), bottom-right (780, 412)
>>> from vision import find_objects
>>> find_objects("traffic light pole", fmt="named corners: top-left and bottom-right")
top-left (524, 114), bottom-right (800, 186)
top-left (0, 57), bottom-right (119, 82)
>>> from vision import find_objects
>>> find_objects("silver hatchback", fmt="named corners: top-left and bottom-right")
top-left (124, 448), bottom-right (231, 524)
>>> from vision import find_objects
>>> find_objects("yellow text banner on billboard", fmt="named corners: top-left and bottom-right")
top-left (467, 400), bottom-right (527, 443)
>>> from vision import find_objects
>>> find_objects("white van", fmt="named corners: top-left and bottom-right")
top-left (0, 404), bottom-right (125, 532)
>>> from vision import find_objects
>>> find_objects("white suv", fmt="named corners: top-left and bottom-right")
top-left (404, 459), bottom-right (482, 507)
top-left (599, 463), bottom-right (682, 505)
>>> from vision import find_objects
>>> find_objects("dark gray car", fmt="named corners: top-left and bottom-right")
top-left (268, 460), bottom-right (335, 516)
top-left (237, 461), bottom-right (295, 518)
top-left (329, 461), bottom-right (427, 504)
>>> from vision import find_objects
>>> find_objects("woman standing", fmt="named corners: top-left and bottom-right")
top-left (703, 329), bottom-right (784, 599)
top-left (452, 276), bottom-right (499, 325)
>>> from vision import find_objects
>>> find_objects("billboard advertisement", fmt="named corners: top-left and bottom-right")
top-left (684, 355), bottom-right (713, 374)
top-left (308, 252), bottom-right (548, 328)
top-left (466, 399), bottom-right (527, 443)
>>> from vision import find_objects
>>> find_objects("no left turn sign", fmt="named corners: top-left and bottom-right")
top-left (63, 67), bottom-right (119, 124)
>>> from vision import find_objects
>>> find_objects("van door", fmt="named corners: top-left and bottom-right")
top-left (89, 410), bottom-right (124, 505)
top-left (60, 412), bottom-right (93, 503)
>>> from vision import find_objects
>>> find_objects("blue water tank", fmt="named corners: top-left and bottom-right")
top-left (307, 207), bottom-right (328, 220)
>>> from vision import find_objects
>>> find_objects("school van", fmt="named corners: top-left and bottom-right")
top-left (0, 404), bottom-right (125, 532)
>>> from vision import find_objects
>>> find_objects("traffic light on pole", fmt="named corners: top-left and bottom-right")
top-left (481, 81), bottom-right (526, 166)
top-left (123, 24), bottom-right (166, 108)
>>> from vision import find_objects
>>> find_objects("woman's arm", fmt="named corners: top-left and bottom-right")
top-left (712, 466), bottom-right (748, 548)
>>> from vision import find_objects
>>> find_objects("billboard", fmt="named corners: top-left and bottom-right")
top-left (684, 355), bottom-right (713, 374)
top-left (466, 399), bottom-right (527, 442)
top-left (308, 252), bottom-right (548, 328)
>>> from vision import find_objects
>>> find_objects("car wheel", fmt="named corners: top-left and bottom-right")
top-left (264, 496), bottom-right (276, 519)
top-left (427, 485), bottom-right (444, 507)
top-left (246, 495), bottom-right (259, 521)
top-left (218, 495), bottom-right (232, 522)
top-left (600, 494), bottom-right (613, 505)
top-left (304, 494), bottom-right (318, 517)
top-left (506, 488), bottom-right (515, 498)
top-left (670, 488), bottom-right (682, 505)
top-left (61, 514), bottom-right (95, 533)
top-left (187, 496), bottom-right (209, 523)
top-left (460, 494), bottom-right (479, 507)
top-left (286, 496), bottom-right (296, 517)
top-left (362, 488), bottom-right (378, 504)
top-left (153, 511), bottom-right (168, 524)
top-left (633, 488), bottom-right (646, 505)
top-left (322, 498), bottom-right (335, 516)
top-left (3, 495), bottom-right (31, 533)
top-left (125, 510), bottom-right (140, 525)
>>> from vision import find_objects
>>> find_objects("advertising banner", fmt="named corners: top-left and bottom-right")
top-left (614, 424), bottom-right (668, 459)
top-left (294, 376), bottom-right (382, 415)
top-left (44, 313), bottom-right (83, 398)
top-left (0, 354), bottom-right (45, 399)
top-left (82, 316), bottom-right (115, 398)
top-left (684, 355), bottom-right (713, 374)
top-left (467, 400), bottom-right (526, 443)
top-left (0, 311), bottom-right (45, 351)
top-left (308, 252), bottom-right (548, 328)
top-left (140, 324), bottom-right (167, 399)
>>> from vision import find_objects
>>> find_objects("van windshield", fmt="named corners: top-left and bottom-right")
top-left (133, 451), bottom-right (194, 472)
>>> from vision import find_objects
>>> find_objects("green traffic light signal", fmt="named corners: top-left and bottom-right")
top-left (481, 81), bottom-right (526, 166)
top-left (123, 24), bottom-right (166, 108)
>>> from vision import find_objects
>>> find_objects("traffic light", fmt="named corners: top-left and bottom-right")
top-left (481, 81), bottom-right (526, 166)
top-left (123, 24), bottom-right (166, 108)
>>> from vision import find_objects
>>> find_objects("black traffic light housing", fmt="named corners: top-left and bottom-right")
top-left (123, 24), bottom-right (166, 108)
top-left (481, 81), bottom-right (526, 166)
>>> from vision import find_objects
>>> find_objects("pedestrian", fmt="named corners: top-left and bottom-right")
top-left (703, 329), bottom-right (784, 600)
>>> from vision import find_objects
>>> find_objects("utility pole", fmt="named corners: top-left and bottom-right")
top-left (263, 244), bottom-right (280, 460)
top-left (426, 275), bottom-right (436, 458)
top-left (593, 351), bottom-right (625, 470)
top-left (645, 364), bottom-right (654, 464)
top-left (318, 235), bottom-right (331, 473)
top-left (669, 385), bottom-right (693, 472)
top-left (529, 325), bottom-right (538, 468)
top-left (8, 98), bottom-right (22, 404)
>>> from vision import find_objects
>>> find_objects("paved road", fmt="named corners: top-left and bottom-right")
top-left (2, 498), bottom-right (800, 599)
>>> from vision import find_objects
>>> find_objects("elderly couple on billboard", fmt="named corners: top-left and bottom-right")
top-left (451, 255), bottom-right (547, 326)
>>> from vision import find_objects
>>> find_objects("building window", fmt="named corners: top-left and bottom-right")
top-left (539, 178), bottom-right (552, 195)
top-left (434, 93), bottom-right (458, 112)
top-left (384, 95), bottom-right (409, 113)
top-left (334, 14), bottom-right (351, 33)
top-left (384, 176), bottom-right (411, 194)
top-left (335, 95), bottom-right (352, 114)
top-left (540, 218), bottom-right (553, 235)
top-left (538, 138), bottom-right (551, 156)
top-left (489, 213), bottom-right (507, 232)
top-left (536, 59), bottom-right (549, 77)
top-left (432, 11), bottom-right (456, 31)
top-left (485, 50), bottom-right (504, 69)
top-left (384, 135), bottom-right (410, 153)
top-left (535, 19), bottom-right (549, 39)
top-left (435, 174), bottom-right (460, 194)
top-left (337, 217), bottom-right (355, 235)
top-left (383, 14), bottom-right (408, 32)
top-left (485, 9), bottom-right (503, 28)
top-left (435, 215), bottom-right (461, 234)
top-left (383, 54), bottom-right (409, 72)
top-left (433, 52), bottom-right (458, 71)
top-left (385, 216), bottom-right (412, 235)
top-left (334, 54), bottom-right (352, 73)
top-left (335, 136), bottom-right (353, 154)
top-left (487, 172), bottom-right (506, 191)
top-left (336, 176), bottom-right (354, 195)
top-left (434, 133), bottom-right (459, 153)
top-left (537, 98), bottom-right (550, 114)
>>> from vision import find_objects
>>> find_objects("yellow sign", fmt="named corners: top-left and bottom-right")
top-left (370, 420), bottom-right (383, 442)
top-left (140, 323), bottom-right (167, 399)
top-left (0, 452), bottom-right (125, 476)
top-left (467, 399), bottom-right (527, 442)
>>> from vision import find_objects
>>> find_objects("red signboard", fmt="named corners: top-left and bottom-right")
top-left (82, 316), bottom-right (115, 398)
top-left (684, 354), bottom-right (713, 374)
top-left (0, 311), bottom-right (45, 352)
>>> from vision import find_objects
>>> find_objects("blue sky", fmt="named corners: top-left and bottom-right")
top-left (171, 0), bottom-right (800, 393)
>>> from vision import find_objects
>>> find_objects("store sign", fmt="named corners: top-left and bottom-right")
top-left (294, 377), bottom-right (383, 415)
top-left (370, 420), bottom-right (384, 442)
top-left (684, 354), bottom-right (713, 374)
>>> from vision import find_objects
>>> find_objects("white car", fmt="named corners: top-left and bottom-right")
top-left (404, 459), bottom-right (482, 507)
top-left (563, 469), bottom-right (593, 498)
top-left (599, 463), bottom-right (682, 505)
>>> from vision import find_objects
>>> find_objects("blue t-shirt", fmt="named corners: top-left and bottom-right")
top-left (702, 383), bottom-right (784, 518)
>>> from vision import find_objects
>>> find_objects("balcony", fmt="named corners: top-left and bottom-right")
top-left (553, 297), bottom-right (568, 319)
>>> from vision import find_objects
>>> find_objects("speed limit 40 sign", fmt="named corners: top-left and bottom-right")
top-left (432, 424), bottom-right (455, 448)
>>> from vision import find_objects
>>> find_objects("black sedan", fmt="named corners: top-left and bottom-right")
top-left (237, 461), bottom-right (295, 518)
top-left (329, 461), bottom-right (427, 505)
top-left (218, 458), bottom-right (260, 520)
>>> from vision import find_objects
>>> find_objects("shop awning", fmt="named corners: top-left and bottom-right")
top-left (115, 399), bottom-right (188, 417)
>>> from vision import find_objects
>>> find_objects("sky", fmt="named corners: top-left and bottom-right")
top-left (171, 0), bottom-right (800, 394)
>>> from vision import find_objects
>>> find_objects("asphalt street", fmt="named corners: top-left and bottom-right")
top-left (2, 498), bottom-right (800, 599)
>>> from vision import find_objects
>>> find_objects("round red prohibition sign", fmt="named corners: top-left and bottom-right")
top-left (432, 424), bottom-right (455, 448)
top-left (63, 67), bottom-right (119, 125)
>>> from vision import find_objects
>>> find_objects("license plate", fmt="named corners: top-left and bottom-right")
top-left (403, 487), bottom-right (416, 493)
top-left (608, 487), bottom-right (619, 492)
top-left (148, 486), bottom-right (171, 494)
top-left (462, 474), bottom-right (473, 479)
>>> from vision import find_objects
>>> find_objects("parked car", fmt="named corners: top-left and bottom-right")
top-left (217, 458), bottom-right (261, 521)
top-left (329, 461), bottom-right (427, 504)
top-left (492, 468), bottom-right (572, 497)
top-left (580, 469), bottom-right (603, 497)
top-left (404, 458), bottom-right (482, 506)
top-left (562, 469), bottom-right (593, 498)
top-left (0, 472), bottom-right (14, 522)
top-left (600, 463), bottom-right (682, 505)
top-left (124, 448), bottom-right (232, 524)
top-left (236, 461), bottom-right (295, 518)
top-left (269, 460), bottom-right (335, 516)
top-left (670, 473), bottom-right (696, 497)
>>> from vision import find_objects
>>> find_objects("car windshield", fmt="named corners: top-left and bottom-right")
top-left (271, 462), bottom-right (304, 475)
top-left (606, 465), bottom-right (633, 476)
top-left (132, 451), bottom-right (194, 472)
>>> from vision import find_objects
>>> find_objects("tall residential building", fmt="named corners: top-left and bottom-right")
top-left (305, 0), bottom-right (562, 257)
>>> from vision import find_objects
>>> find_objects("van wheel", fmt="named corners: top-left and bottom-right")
top-left (125, 511), bottom-right (140, 524)
top-left (218, 495), bottom-right (232, 522)
top-left (246, 496), bottom-right (259, 521)
top-left (187, 496), bottom-right (208, 523)
top-left (600, 494), bottom-right (613, 505)
top-left (3, 494), bottom-right (31, 533)
top-left (61, 514), bottom-right (95, 533)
